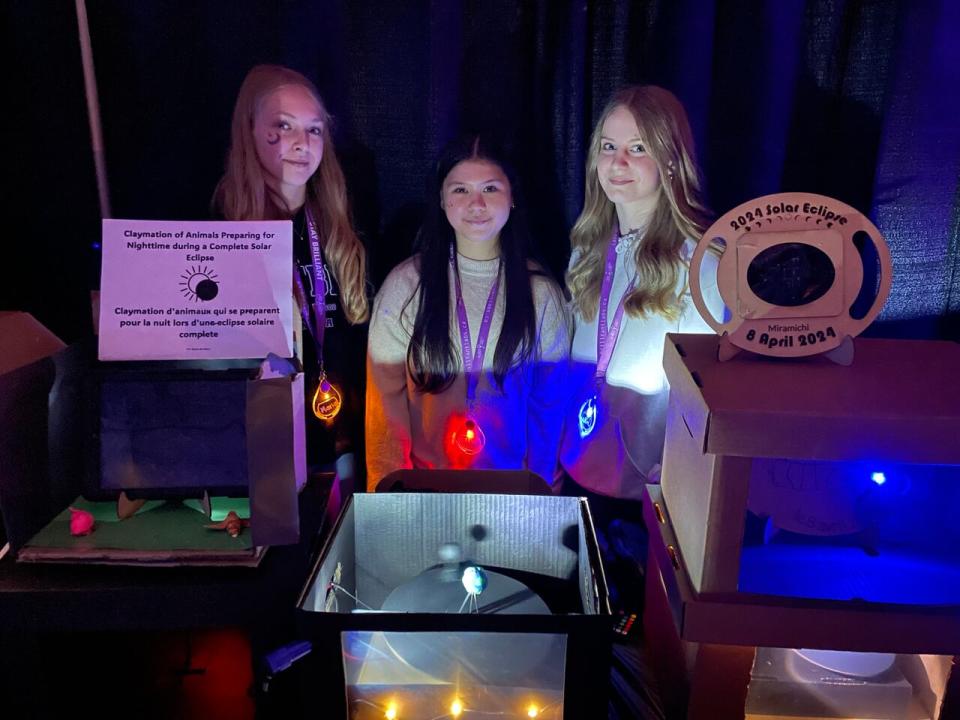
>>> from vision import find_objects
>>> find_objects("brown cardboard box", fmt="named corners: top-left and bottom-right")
top-left (0, 313), bottom-right (67, 550)
top-left (0, 312), bottom-right (66, 376)
top-left (0, 312), bottom-right (305, 557)
top-left (643, 484), bottom-right (959, 720)
top-left (659, 333), bottom-right (960, 597)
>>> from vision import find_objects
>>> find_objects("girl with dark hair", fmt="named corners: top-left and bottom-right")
top-left (365, 136), bottom-right (569, 490)
top-left (213, 64), bottom-right (369, 506)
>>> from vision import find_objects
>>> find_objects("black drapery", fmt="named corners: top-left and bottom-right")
top-left (6, 0), bottom-right (959, 342)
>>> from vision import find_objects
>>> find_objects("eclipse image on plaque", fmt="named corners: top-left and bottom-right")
top-left (179, 266), bottom-right (220, 302)
top-left (747, 242), bottom-right (836, 307)
top-left (689, 192), bottom-right (892, 363)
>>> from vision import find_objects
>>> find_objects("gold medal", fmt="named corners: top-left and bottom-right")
top-left (312, 373), bottom-right (342, 421)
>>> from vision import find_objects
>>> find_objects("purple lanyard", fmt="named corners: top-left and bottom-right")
top-left (595, 229), bottom-right (636, 385)
top-left (292, 208), bottom-right (328, 368)
top-left (450, 245), bottom-right (502, 405)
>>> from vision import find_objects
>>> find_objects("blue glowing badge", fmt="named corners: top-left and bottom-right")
top-left (578, 396), bottom-right (598, 438)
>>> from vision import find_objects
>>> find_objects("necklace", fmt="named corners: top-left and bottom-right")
top-left (577, 226), bottom-right (639, 439)
top-left (449, 246), bottom-right (502, 457)
top-left (615, 228), bottom-right (642, 254)
top-left (293, 209), bottom-right (343, 423)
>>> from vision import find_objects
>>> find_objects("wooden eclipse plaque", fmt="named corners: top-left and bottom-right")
top-left (690, 193), bottom-right (892, 359)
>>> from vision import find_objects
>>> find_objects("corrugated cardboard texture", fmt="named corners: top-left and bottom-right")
top-left (352, 494), bottom-right (581, 610)
top-left (663, 334), bottom-right (960, 464)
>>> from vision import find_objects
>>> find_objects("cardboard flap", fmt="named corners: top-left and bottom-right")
top-left (664, 333), bottom-right (960, 463)
top-left (0, 312), bottom-right (65, 376)
top-left (246, 374), bottom-right (301, 546)
top-left (662, 335), bottom-right (711, 453)
top-left (377, 469), bottom-right (552, 494)
top-left (0, 314), bottom-right (71, 553)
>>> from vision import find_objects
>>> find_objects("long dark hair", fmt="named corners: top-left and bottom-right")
top-left (407, 135), bottom-right (538, 394)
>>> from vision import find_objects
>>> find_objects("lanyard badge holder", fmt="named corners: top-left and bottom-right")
top-left (296, 209), bottom-right (343, 422)
top-left (578, 229), bottom-right (637, 439)
top-left (450, 246), bottom-right (501, 456)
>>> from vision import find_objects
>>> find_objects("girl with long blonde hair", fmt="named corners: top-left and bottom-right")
top-left (561, 85), bottom-right (724, 500)
top-left (214, 64), bottom-right (368, 501)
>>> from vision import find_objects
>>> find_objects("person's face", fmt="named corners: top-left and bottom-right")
top-left (596, 105), bottom-right (661, 216)
top-left (253, 84), bottom-right (325, 194)
top-left (441, 159), bottom-right (512, 258)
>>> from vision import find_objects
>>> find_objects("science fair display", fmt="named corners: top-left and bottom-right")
top-left (296, 491), bottom-right (611, 720)
top-left (646, 193), bottom-right (959, 719)
top-left (14, 219), bottom-right (305, 565)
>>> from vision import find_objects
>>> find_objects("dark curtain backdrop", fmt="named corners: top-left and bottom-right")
top-left (5, 0), bottom-right (959, 343)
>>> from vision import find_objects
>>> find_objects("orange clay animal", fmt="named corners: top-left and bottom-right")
top-left (204, 511), bottom-right (251, 538)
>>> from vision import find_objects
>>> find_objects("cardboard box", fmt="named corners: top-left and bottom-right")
top-left (0, 313), bottom-right (68, 551)
top-left (296, 491), bottom-right (612, 719)
top-left (0, 313), bottom-right (305, 557)
top-left (642, 484), bottom-right (959, 720)
top-left (75, 360), bottom-right (305, 547)
top-left (745, 646), bottom-right (914, 719)
top-left (660, 334), bottom-right (960, 602)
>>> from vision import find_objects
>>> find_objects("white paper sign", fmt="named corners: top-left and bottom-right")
top-left (98, 219), bottom-right (294, 360)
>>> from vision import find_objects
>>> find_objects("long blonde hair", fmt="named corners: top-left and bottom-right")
top-left (213, 64), bottom-right (368, 324)
top-left (567, 85), bottom-right (711, 322)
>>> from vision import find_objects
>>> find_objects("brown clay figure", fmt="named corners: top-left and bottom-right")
top-left (204, 511), bottom-right (251, 538)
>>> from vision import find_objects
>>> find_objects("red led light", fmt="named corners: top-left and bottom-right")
top-left (444, 414), bottom-right (486, 466)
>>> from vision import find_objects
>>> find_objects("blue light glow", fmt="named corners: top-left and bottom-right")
top-left (871, 471), bottom-right (886, 486)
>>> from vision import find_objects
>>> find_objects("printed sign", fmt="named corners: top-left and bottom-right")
top-left (98, 219), bottom-right (294, 360)
top-left (689, 193), bottom-right (892, 358)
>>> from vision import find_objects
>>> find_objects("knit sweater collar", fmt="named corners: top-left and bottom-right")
top-left (455, 252), bottom-right (501, 277)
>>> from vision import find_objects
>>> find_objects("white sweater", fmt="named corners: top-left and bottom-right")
top-left (559, 238), bottom-right (724, 499)
top-left (366, 253), bottom-right (571, 490)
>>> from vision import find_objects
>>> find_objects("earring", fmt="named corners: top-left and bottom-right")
top-left (666, 160), bottom-right (675, 179)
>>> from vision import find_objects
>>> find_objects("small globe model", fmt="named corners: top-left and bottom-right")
top-left (461, 566), bottom-right (488, 595)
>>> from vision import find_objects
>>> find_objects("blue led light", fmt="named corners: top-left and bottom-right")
top-left (871, 471), bottom-right (886, 486)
